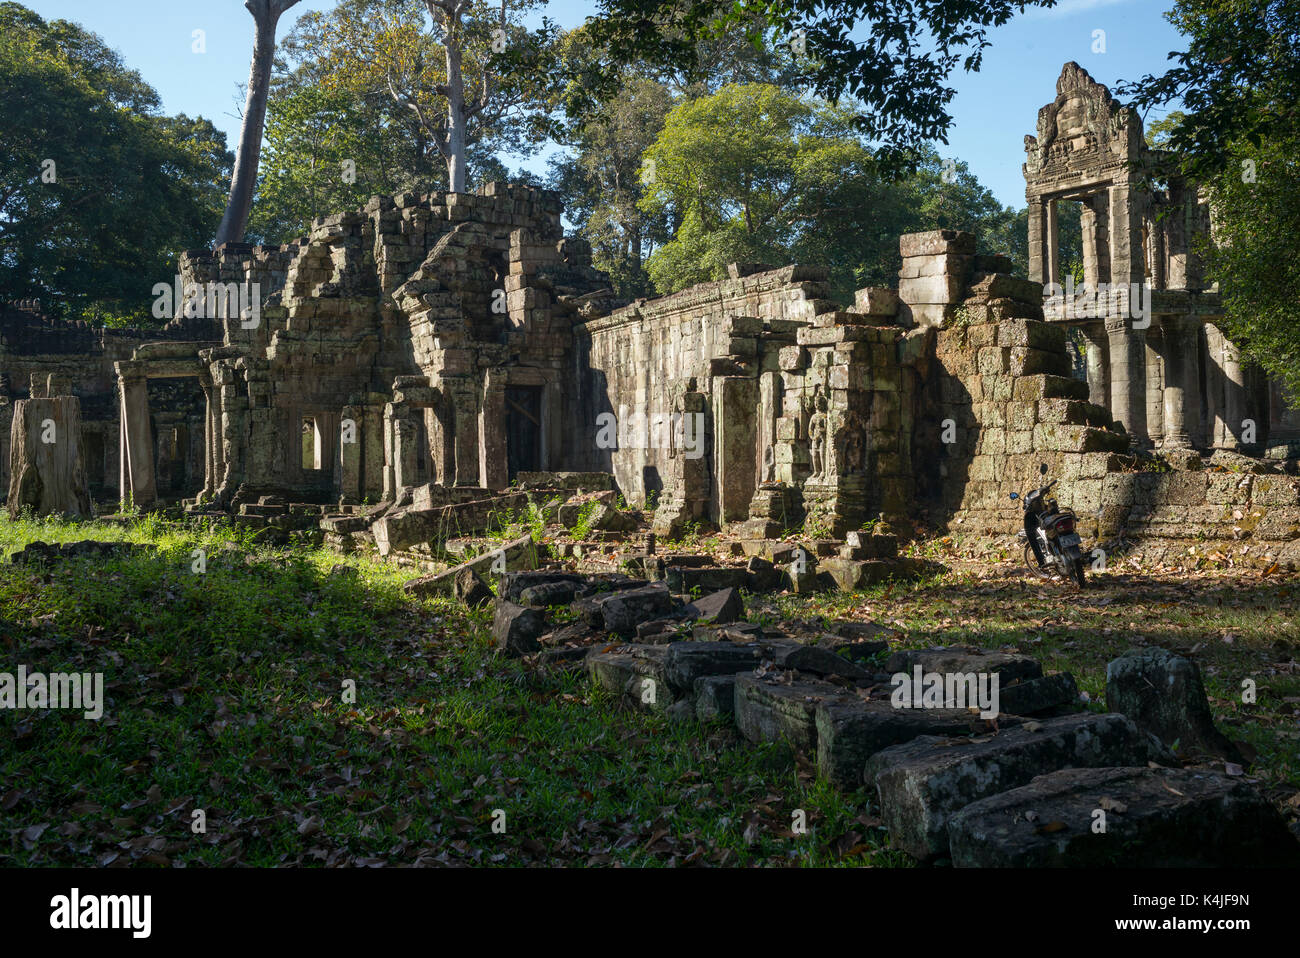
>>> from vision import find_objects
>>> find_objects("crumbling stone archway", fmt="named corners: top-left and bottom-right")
top-left (115, 343), bottom-right (212, 508)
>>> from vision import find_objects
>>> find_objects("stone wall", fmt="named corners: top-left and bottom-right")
top-left (572, 264), bottom-right (834, 518)
top-left (0, 300), bottom-right (212, 502)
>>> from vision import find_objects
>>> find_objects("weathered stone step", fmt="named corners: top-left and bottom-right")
top-left (947, 766), bottom-right (1300, 867)
top-left (815, 698), bottom-right (1022, 791)
top-left (734, 673), bottom-right (859, 753)
top-left (663, 641), bottom-right (778, 695)
top-left (866, 712), bottom-right (1158, 860)
top-left (586, 645), bottom-right (673, 713)
top-left (884, 647), bottom-right (1043, 684)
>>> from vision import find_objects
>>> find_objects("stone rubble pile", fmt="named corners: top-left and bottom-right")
top-left (475, 568), bottom-right (1300, 867)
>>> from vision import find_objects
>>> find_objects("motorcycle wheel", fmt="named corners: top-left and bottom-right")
top-left (1024, 542), bottom-right (1053, 580)
top-left (1065, 545), bottom-right (1086, 589)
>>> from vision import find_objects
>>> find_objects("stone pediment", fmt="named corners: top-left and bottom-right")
top-left (1025, 62), bottom-right (1138, 179)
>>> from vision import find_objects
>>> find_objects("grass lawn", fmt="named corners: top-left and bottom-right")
top-left (2, 513), bottom-right (1297, 866)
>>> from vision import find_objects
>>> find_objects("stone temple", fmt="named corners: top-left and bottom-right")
top-left (3, 64), bottom-right (1299, 571)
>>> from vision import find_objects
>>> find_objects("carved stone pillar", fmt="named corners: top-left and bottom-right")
top-left (1145, 329), bottom-right (1165, 447)
top-left (1106, 317), bottom-right (1148, 448)
top-left (118, 375), bottom-right (156, 507)
top-left (1160, 318), bottom-right (1203, 449)
top-left (1081, 322), bottom-right (1110, 410)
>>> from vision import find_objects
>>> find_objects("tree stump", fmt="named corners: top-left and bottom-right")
top-left (6, 396), bottom-right (93, 519)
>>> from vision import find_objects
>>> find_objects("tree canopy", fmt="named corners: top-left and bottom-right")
top-left (584, 0), bottom-right (1058, 176)
top-left (0, 2), bottom-right (231, 323)
top-left (1119, 0), bottom-right (1300, 398)
top-left (634, 82), bottom-right (1020, 300)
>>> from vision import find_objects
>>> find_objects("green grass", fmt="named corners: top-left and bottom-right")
top-left (0, 514), bottom-right (893, 867)
top-left (3, 515), bottom-right (1296, 867)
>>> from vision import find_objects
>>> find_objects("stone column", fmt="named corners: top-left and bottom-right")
top-left (1080, 205), bottom-right (1099, 288)
top-left (1105, 183), bottom-right (1149, 447)
top-left (1081, 322), bottom-right (1110, 410)
top-left (118, 375), bottom-right (156, 507)
top-left (1045, 198), bottom-right (1061, 288)
top-left (447, 379), bottom-right (481, 487)
top-left (1219, 328), bottom-right (1247, 450)
top-left (1027, 199), bottom-right (1045, 284)
top-left (1145, 329), bottom-right (1165, 447)
top-left (393, 416), bottom-right (419, 489)
top-left (712, 375), bottom-right (759, 523)
top-left (1158, 318), bottom-right (1203, 449)
top-left (200, 381), bottom-right (217, 499)
top-left (1106, 317), bottom-right (1148, 447)
top-left (479, 370), bottom-right (508, 491)
top-left (339, 404), bottom-right (362, 502)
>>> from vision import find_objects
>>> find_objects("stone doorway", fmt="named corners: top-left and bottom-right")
top-left (505, 385), bottom-right (542, 479)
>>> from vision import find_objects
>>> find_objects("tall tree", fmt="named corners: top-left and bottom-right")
top-left (306, 0), bottom-right (559, 196)
top-left (585, 0), bottom-right (1057, 176)
top-left (214, 0), bottom-right (302, 247)
top-left (0, 3), bottom-right (230, 322)
top-left (636, 83), bottom-right (1019, 299)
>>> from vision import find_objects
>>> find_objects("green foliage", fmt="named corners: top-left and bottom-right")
top-left (802, 511), bottom-right (832, 540)
top-left (1119, 1), bottom-right (1300, 400)
top-left (638, 83), bottom-right (1020, 300)
top-left (1119, 0), bottom-right (1299, 181)
top-left (570, 499), bottom-right (604, 540)
top-left (0, 3), bottom-right (231, 322)
top-left (588, 0), bottom-right (1057, 177)
top-left (1205, 133), bottom-right (1300, 399)
top-left (247, 0), bottom-right (561, 239)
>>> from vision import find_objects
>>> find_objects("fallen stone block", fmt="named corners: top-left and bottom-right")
top-left (499, 571), bottom-right (586, 604)
top-left (519, 579), bottom-right (582, 607)
top-left (586, 644), bottom-right (675, 713)
top-left (734, 673), bottom-right (857, 753)
top-left (884, 647), bottom-right (1043, 685)
top-left (818, 557), bottom-right (901, 591)
top-left (1000, 672), bottom-right (1079, 716)
top-left (815, 698), bottom-right (1021, 791)
top-left (867, 712), bottom-right (1156, 860)
top-left (405, 537), bottom-right (538, 598)
top-left (692, 622), bottom-right (764, 642)
top-left (684, 587), bottom-right (743, 624)
top-left (664, 641), bottom-right (772, 695)
top-left (665, 566), bottom-right (753, 593)
top-left (947, 766), bottom-right (1300, 867)
top-left (1106, 647), bottom-right (1242, 762)
top-left (816, 632), bottom-right (889, 663)
top-left (746, 556), bottom-right (783, 591)
top-left (453, 567), bottom-right (494, 608)
top-left (694, 675), bottom-right (737, 723)
top-left (493, 600), bottom-right (545, 656)
top-left (575, 583), bottom-right (676, 635)
top-left (776, 645), bottom-right (872, 681)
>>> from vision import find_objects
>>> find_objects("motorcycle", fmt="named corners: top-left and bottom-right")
top-left (1009, 464), bottom-right (1088, 588)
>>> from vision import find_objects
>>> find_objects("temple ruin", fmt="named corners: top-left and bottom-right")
top-left (4, 63), bottom-right (1299, 571)
top-left (1025, 61), bottom-right (1300, 454)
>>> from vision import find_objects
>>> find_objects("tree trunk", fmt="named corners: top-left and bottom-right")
top-left (443, 11), bottom-right (468, 193)
top-left (213, 0), bottom-right (302, 247)
top-left (7, 397), bottom-right (93, 519)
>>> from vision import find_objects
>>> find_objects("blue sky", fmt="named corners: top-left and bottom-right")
top-left (23, 0), bottom-right (1187, 208)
